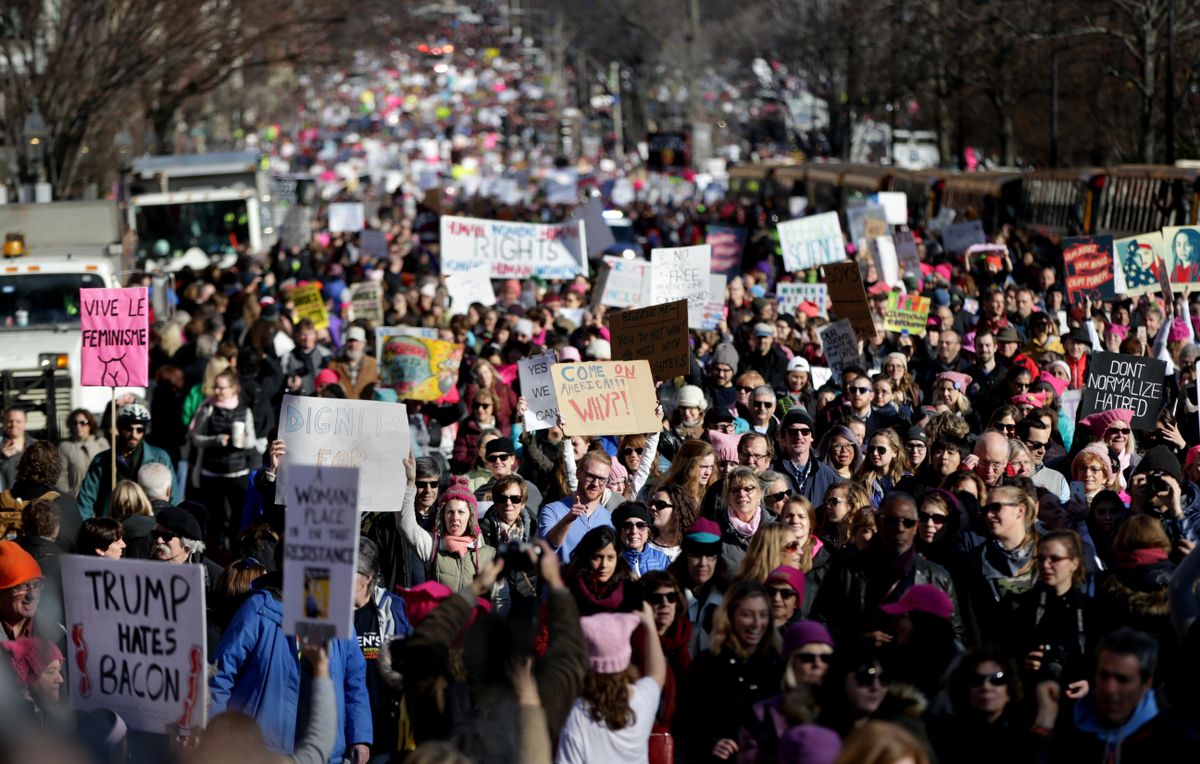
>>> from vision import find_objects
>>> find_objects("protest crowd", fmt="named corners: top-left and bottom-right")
top-left (7, 28), bottom-right (1200, 764)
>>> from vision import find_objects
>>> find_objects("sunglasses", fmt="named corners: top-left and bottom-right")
top-left (1036, 554), bottom-right (1072, 565)
top-left (880, 515), bottom-right (917, 529)
top-left (848, 386), bottom-right (872, 394)
top-left (854, 666), bottom-right (889, 687)
top-left (787, 427), bottom-right (812, 438)
top-left (416, 480), bottom-right (439, 490)
top-left (918, 511), bottom-right (948, 526)
top-left (983, 502), bottom-right (1017, 515)
top-left (72, 419), bottom-right (90, 427)
top-left (769, 586), bottom-right (798, 600)
top-left (649, 500), bottom-right (673, 512)
top-left (753, 401), bottom-right (775, 409)
top-left (621, 447), bottom-right (644, 456)
top-left (474, 403), bottom-right (492, 410)
top-left (493, 494), bottom-right (523, 505)
top-left (621, 521), bottom-right (649, 531)
top-left (868, 446), bottom-right (890, 455)
top-left (783, 540), bottom-right (802, 551)
top-left (765, 490), bottom-right (789, 504)
top-left (795, 652), bottom-right (830, 665)
top-left (1106, 427), bottom-right (1131, 436)
top-left (645, 591), bottom-right (678, 606)
top-left (153, 530), bottom-right (177, 543)
top-left (486, 453), bottom-right (512, 463)
top-left (968, 671), bottom-right (1008, 688)
top-left (737, 386), bottom-right (757, 394)
top-left (123, 425), bottom-right (146, 434)
top-left (1024, 440), bottom-right (1048, 451)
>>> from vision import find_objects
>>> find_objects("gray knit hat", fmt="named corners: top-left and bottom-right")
top-left (712, 343), bottom-right (739, 370)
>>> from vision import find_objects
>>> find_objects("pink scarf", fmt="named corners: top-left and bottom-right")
top-left (210, 396), bottom-right (240, 411)
top-left (727, 506), bottom-right (761, 538)
top-left (442, 534), bottom-right (475, 557)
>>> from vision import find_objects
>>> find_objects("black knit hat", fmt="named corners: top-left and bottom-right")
top-left (612, 502), bottom-right (653, 528)
top-left (156, 506), bottom-right (203, 542)
top-left (1134, 445), bottom-right (1183, 484)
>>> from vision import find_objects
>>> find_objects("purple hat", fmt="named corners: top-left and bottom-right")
top-left (879, 584), bottom-right (954, 620)
top-left (778, 724), bottom-right (842, 764)
top-left (781, 620), bottom-right (835, 659)
top-left (767, 565), bottom-right (806, 602)
top-left (579, 612), bottom-right (641, 673)
top-left (682, 517), bottom-right (723, 556)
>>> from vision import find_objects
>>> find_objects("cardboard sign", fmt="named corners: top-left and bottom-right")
top-left (608, 299), bottom-right (689, 381)
top-left (700, 273), bottom-right (728, 330)
top-left (552, 360), bottom-right (660, 436)
top-left (329, 203), bottom-right (365, 233)
top-left (518, 352), bottom-right (559, 431)
top-left (817, 319), bottom-right (859, 379)
top-left (1063, 235), bottom-right (1116, 305)
top-left (1114, 232), bottom-right (1168, 296)
top-left (62, 556), bottom-right (206, 733)
top-left (883, 292), bottom-right (932, 336)
top-left (347, 282), bottom-right (384, 323)
top-left (292, 283), bottom-right (329, 330)
top-left (80, 287), bottom-right (149, 387)
top-left (778, 283), bottom-right (828, 318)
top-left (893, 231), bottom-right (921, 277)
top-left (574, 196), bottom-right (616, 256)
top-left (1165, 226), bottom-right (1200, 288)
top-left (283, 464), bottom-right (361, 641)
top-left (1078, 352), bottom-right (1167, 431)
top-left (779, 212), bottom-right (847, 272)
top-left (847, 204), bottom-right (888, 245)
top-left (876, 192), bottom-right (909, 225)
top-left (376, 332), bottom-right (464, 401)
top-left (941, 220), bottom-right (986, 255)
top-left (445, 264), bottom-right (497, 310)
top-left (600, 256), bottom-right (653, 308)
top-left (440, 215), bottom-right (586, 280)
top-left (359, 229), bottom-right (389, 259)
top-left (650, 245), bottom-right (712, 329)
top-left (276, 395), bottom-right (412, 509)
top-left (706, 225), bottom-right (747, 275)
top-left (823, 262), bottom-right (875, 335)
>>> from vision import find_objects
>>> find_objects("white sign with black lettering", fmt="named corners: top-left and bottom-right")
top-left (518, 352), bottom-right (560, 431)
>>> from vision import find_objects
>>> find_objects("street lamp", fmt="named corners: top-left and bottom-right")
top-left (22, 107), bottom-right (49, 198)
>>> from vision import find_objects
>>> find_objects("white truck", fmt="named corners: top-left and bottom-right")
top-left (0, 200), bottom-right (139, 438)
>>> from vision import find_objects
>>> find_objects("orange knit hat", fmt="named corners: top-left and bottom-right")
top-left (0, 541), bottom-right (42, 590)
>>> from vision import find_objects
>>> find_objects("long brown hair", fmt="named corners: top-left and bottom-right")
top-left (659, 439), bottom-right (717, 501)
top-left (581, 665), bottom-right (641, 730)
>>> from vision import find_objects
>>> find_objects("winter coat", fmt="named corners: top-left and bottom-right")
top-left (56, 435), bottom-right (109, 497)
top-left (1095, 561), bottom-right (1174, 638)
top-left (208, 583), bottom-right (372, 762)
top-left (325, 355), bottom-right (380, 400)
top-left (190, 401), bottom-right (257, 476)
top-left (396, 485), bottom-right (503, 600)
top-left (621, 545), bottom-right (672, 578)
top-left (77, 442), bottom-right (177, 519)
top-left (451, 418), bottom-right (490, 474)
top-left (673, 647), bottom-right (782, 763)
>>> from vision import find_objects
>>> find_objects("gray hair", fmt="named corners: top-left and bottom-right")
top-left (182, 537), bottom-right (206, 557)
top-left (415, 457), bottom-right (442, 481)
top-left (138, 462), bottom-right (174, 501)
top-left (752, 385), bottom-right (776, 403)
top-left (357, 536), bottom-right (380, 579)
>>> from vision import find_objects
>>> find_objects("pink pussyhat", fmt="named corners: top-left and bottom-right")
top-left (579, 612), bottom-right (641, 673)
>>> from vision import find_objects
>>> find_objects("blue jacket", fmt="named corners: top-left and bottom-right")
top-left (208, 586), bottom-right (372, 762)
top-left (621, 545), bottom-right (671, 577)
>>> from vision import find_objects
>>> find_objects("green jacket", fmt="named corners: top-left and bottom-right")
top-left (77, 442), bottom-right (178, 519)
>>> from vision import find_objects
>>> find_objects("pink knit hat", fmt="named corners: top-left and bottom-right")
top-left (438, 476), bottom-right (479, 513)
top-left (606, 461), bottom-right (629, 490)
top-left (579, 612), bottom-right (641, 673)
top-left (707, 430), bottom-right (742, 462)
top-left (935, 371), bottom-right (972, 391)
top-left (1169, 318), bottom-right (1190, 342)
top-left (0, 637), bottom-right (62, 688)
top-left (766, 565), bottom-right (806, 602)
top-left (1079, 408), bottom-right (1134, 438)
top-left (1041, 373), bottom-right (1068, 397)
top-left (1104, 324), bottom-right (1129, 340)
top-left (1011, 392), bottom-right (1048, 408)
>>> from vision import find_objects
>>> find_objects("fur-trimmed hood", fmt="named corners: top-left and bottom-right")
top-left (1100, 570), bottom-right (1172, 618)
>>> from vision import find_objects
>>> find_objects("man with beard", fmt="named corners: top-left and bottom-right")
top-left (77, 404), bottom-right (176, 519)
top-left (152, 505), bottom-right (222, 593)
top-left (326, 326), bottom-right (379, 400)
top-left (539, 450), bottom-right (613, 562)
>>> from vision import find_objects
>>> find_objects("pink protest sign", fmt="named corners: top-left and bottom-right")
top-left (80, 287), bottom-right (150, 387)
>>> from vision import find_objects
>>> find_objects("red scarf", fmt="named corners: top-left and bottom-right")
top-left (1116, 547), bottom-right (1169, 569)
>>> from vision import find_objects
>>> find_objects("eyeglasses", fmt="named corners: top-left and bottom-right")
top-left (730, 484), bottom-right (759, 495)
top-left (968, 671), bottom-right (1008, 688)
top-left (645, 591), bottom-right (678, 606)
top-left (621, 447), bottom-right (644, 457)
top-left (1023, 440), bottom-right (1048, 452)
top-left (847, 386), bottom-right (872, 395)
top-left (737, 386), bottom-right (757, 394)
top-left (416, 480), bottom-right (439, 490)
top-left (1037, 553), bottom-right (1072, 565)
top-left (153, 529), bottom-right (177, 543)
top-left (765, 490), bottom-right (789, 504)
top-left (868, 446), bottom-right (890, 455)
top-left (979, 459), bottom-right (1006, 470)
top-left (581, 472), bottom-right (609, 485)
top-left (769, 586), bottom-right (798, 600)
top-left (795, 652), bottom-right (830, 665)
top-left (621, 521), bottom-right (649, 532)
top-left (1082, 465), bottom-right (1106, 475)
top-left (486, 453), bottom-right (512, 463)
top-left (831, 443), bottom-right (855, 453)
top-left (854, 666), bottom-right (889, 687)
top-left (713, 365), bottom-right (734, 375)
top-left (474, 403), bottom-right (492, 410)
top-left (787, 427), bottom-right (812, 438)
top-left (494, 494), bottom-right (524, 505)
top-left (1105, 427), bottom-right (1131, 437)
top-left (740, 452), bottom-right (770, 463)
top-left (9, 580), bottom-right (44, 596)
top-left (906, 442), bottom-right (926, 450)
top-left (880, 515), bottom-right (917, 529)
top-left (983, 502), bottom-right (1019, 515)
top-left (753, 401), bottom-right (775, 409)
top-left (649, 500), bottom-right (674, 512)
top-left (918, 512), bottom-right (948, 526)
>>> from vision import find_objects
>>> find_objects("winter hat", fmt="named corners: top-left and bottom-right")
top-left (788, 356), bottom-right (811, 373)
top-left (712, 343), bottom-right (739, 370)
top-left (781, 620), bottom-right (836, 658)
top-left (879, 583), bottom-right (955, 620)
top-left (315, 367), bottom-right (341, 388)
top-left (559, 345), bottom-right (582, 362)
top-left (1041, 373), bottom-right (1069, 397)
top-left (586, 338), bottom-right (611, 360)
top-left (767, 565), bottom-right (806, 602)
top-left (994, 326), bottom-right (1021, 344)
top-left (1079, 409), bottom-right (1135, 439)
top-left (606, 461), bottom-right (629, 491)
top-left (883, 352), bottom-right (908, 369)
top-left (1134, 445), bottom-right (1184, 484)
top-left (397, 581), bottom-right (458, 627)
top-left (707, 430), bottom-right (742, 463)
top-left (935, 371), bottom-right (972, 391)
top-left (1187, 445), bottom-right (1200, 468)
top-left (485, 438), bottom-right (516, 458)
top-left (905, 426), bottom-right (928, 447)
top-left (0, 542), bottom-right (42, 591)
top-left (612, 502), bottom-right (652, 528)
top-left (345, 326), bottom-right (367, 343)
top-left (579, 612), bottom-right (641, 673)
top-left (0, 638), bottom-right (62, 687)
top-left (778, 724), bottom-right (842, 764)
top-left (1105, 323), bottom-right (1129, 340)
top-left (155, 506), bottom-right (203, 542)
top-left (682, 517), bottom-right (723, 556)
top-left (437, 476), bottom-right (479, 514)
top-left (753, 322), bottom-right (775, 338)
top-left (1169, 318), bottom-right (1190, 342)
top-left (515, 318), bottom-right (535, 337)
top-left (780, 406), bottom-right (815, 430)
top-left (1010, 392), bottom-right (1048, 408)
top-left (677, 385), bottom-right (707, 410)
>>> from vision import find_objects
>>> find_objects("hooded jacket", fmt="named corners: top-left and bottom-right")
top-left (208, 580), bottom-right (372, 762)
top-left (1031, 689), bottom-right (1200, 763)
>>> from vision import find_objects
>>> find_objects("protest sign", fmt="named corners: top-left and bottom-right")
top-left (552, 360), bottom-right (660, 436)
top-left (518, 352), bottom-right (559, 431)
top-left (823, 262), bottom-right (875, 335)
top-left (941, 220), bottom-right (986, 255)
top-left (883, 292), bottom-right (932, 336)
top-left (440, 215), bottom-right (586, 280)
top-left (872, 236), bottom-right (901, 287)
top-left (778, 212), bottom-right (846, 272)
top-left (283, 464), bottom-right (361, 641)
top-left (80, 287), bottom-right (149, 387)
top-left (811, 366), bottom-right (833, 390)
top-left (608, 299), bottom-right (689, 381)
top-left (376, 332), bottom-right (464, 401)
top-left (1063, 235), bottom-right (1116, 305)
top-left (574, 196), bottom-right (616, 256)
top-left (650, 245), bottom-right (712, 328)
top-left (1078, 352), bottom-right (1167, 431)
top-left (347, 282), bottom-right (384, 323)
top-left (847, 204), bottom-right (887, 244)
top-left (864, 218), bottom-right (890, 242)
top-left (1114, 232), bottom-right (1168, 296)
top-left (876, 192), bottom-right (909, 225)
top-left (328, 203), bottom-right (365, 233)
top-left (276, 395), bottom-right (411, 508)
top-left (545, 167), bottom-right (579, 206)
top-left (600, 256), bottom-right (653, 308)
top-left (706, 225), bottom-right (748, 275)
top-left (778, 283), bottom-right (828, 318)
top-left (1165, 226), bottom-right (1200, 288)
top-left (817, 319), bottom-right (860, 379)
top-left (646, 132), bottom-right (689, 171)
top-left (445, 264), bottom-right (497, 310)
top-left (291, 283), bottom-right (329, 330)
top-left (893, 231), bottom-right (921, 277)
top-left (378, 325), bottom-right (438, 340)
top-left (359, 229), bottom-right (388, 259)
top-left (62, 556), bottom-right (206, 733)
top-left (701, 273), bottom-right (728, 330)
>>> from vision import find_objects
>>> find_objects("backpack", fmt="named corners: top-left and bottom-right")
top-left (0, 489), bottom-right (59, 539)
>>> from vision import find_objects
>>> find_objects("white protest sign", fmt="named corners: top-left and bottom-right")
top-left (846, 204), bottom-right (888, 245)
top-left (778, 212), bottom-right (847, 272)
top-left (601, 256), bottom-right (653, 308)
top-left (440, 215), bottom-right (587, 280)
top-left (650, 244), bottom-right (713, 329)
top-left (277, 395), bottom-right (412, 509)
top-left (518, 352), bottom-right (559, 431)
top-left (445, 264), bottom-right (497, 310)
top-left (873, 236), bottom-right (901, 287)
top-left (811, 366), bottom-right (834, 390)
top-left (347, 282), bottom-right (384, 323)
top-left (377, 325), bottom-right (438, 341)
top-left (876, 192), bottom-right (909, 225)
top-left (328, 203), bottom-right (365, 233)
top-left (701, 273), bottom-right (728, 330)
top-left (283, 464), bottom-right (361, 641)
top-left (778, 283), bottom-right (828, 318)
top-left (574, 196), bottom-right (617, 257)
top-left (817, 319), bottom-right (860, 378)
top-left (62, 556), bottom-right (206, 733)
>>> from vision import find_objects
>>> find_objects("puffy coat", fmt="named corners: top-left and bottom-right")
top-left (208, 583), bottom-right (372, 762)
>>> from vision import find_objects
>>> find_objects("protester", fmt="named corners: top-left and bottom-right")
top-left (56, 409), bottom-right (108, 497)
top-left (78, 404), bottom-right (176, 519)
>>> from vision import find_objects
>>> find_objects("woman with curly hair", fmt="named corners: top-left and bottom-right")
top-left (853, 429), bottom-right (912, 507)
top-left (928, 647), bottom-right (1025, 764)
top-left (818, 480), bottom-right (872, 553)
top-left (556, 607), bottom-right (666, 763)
top-left (647, 483), bottom-right (699, 561)
top-left (657, 439), bottom-right (718, 506)
top-left (56, 408), bottom-right (108, 496)
top-left (462, 359), bottom-right (519, 435)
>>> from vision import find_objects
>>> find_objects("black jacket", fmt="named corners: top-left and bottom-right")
top-left (673, 647), bottom-right (782, 763)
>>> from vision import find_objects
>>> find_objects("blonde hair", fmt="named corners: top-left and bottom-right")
top-left (709, 581), bottom-right (779, 659)
top-left (780, 497), bottom-right (817, 573)
top-left (201, 357), bottom-right (231, 398)
top-left (835, 721), bottom-right (931, 764)
top-left (734, 524), bottom-right (795, 583)
top-left (111, 480), bottom-right (153, 518)
top-left (853, 428), bottom-right (911, 489)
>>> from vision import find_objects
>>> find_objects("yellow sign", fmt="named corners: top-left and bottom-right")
top-left (883, 293), bottom-right (931, 337)
top-left (292, 284), bottom-right (329, 330)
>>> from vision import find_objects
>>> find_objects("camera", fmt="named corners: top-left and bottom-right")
top-left (498, 542), bottom-right (542, 573)
top-left (1038, 644), bottom-right (1070, 683)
